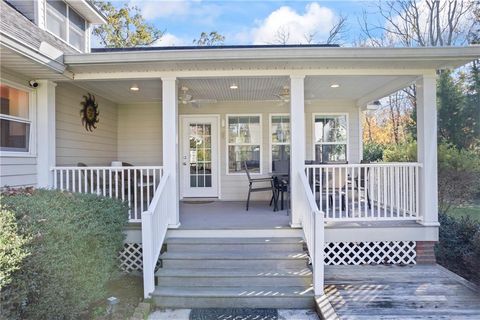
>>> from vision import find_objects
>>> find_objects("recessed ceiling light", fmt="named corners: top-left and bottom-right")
top-left (330, 83), bottom-right (340, 88)
top-left (230, 83), bottom-right (238, 90)
top-left (130, 85), bottom-right (139, 91)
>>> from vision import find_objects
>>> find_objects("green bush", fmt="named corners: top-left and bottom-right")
top-left (436, 212), bottom-right (480, 284)
top-left (0, 189), bottom-right (128, 319)
top-left (363, 142), bottom-right (384, 162)
top-left (0, 207), bottom-right (30, 289)
top-left (382, 140), bottom-right (417, 162)
top-left (437, 144), bottom-right (480, 213)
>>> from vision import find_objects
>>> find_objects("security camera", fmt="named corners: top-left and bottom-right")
top-left (28, 80), bottom-right (39, 88)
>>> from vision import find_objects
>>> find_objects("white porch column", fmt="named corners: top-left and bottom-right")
top-left (36, 80), bottom-right (56, 188)
top-left (416, 74), bottom-right (439, 226)
top-left (289, 75), bottom-right (306, 228)
top-left (162, 77), bottom-right (180, 228)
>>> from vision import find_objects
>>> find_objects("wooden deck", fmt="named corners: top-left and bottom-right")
top-left (324, 264), bottom-right (480, 319)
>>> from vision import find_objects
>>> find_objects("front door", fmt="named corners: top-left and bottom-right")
top-left (181, 116), bottom-right (219, 198)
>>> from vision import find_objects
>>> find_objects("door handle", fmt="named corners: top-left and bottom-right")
top-left (183, 162), bottom-right (187, 166)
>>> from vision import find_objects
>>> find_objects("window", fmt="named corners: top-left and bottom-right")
top-left (270, 115), bottom-right (290, 170)
top-left (46, 0), bottom-right (86, 51)
top-left (227, 115), bottom-right (261, 174)
top-left (0, 84), bottom-right (31, 152)
top-left (313, 114), bottom-right (348, 163)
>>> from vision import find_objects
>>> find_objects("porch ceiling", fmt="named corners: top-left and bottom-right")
top-left (72, 75), bottom-right (417, 105)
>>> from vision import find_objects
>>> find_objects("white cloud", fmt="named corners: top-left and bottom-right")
top-left (153, 32), bottom-right (187, 46)
top-left (250, 3), bottom-right (338, 45)
top-left (128, 0), bottom-right (191, 20)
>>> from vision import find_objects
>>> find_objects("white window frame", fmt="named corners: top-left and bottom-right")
top-left (269, 113), bottom-right (290, 172)
top-left (45, 1), bottom-right (86, 53)
top-left (226, 114), bottom-right (263, 175)
top-left (0, 79), bottom-right (36, 157)
top-left (312, 112), bottom-right (349, 163)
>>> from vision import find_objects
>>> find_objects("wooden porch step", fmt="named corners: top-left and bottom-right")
top-left (152, 286), bottom-right (315, 309)
top-left (160, 251), bottom-right (309, 268)
top-left (155, 267), bottom-right (312, 287)
top-left (166, 237), bottom-right (305, 252)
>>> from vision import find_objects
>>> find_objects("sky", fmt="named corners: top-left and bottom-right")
top-left (95, 1), bottom-right (376, 47)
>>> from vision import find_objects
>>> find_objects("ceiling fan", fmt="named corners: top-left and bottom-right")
top-left (178, 86), bottom-right (217, 108)
top-left (274, 86), bottom-right (290, 103)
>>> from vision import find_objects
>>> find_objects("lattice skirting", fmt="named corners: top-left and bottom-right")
top-left (324, 241), bottom-right (417, 265)
top-left (118, 243), bottom-right (162, 273)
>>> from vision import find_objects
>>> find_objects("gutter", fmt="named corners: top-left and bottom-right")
top-left (0, 31), bottom-right (73, 79)
top-left (65, 45), bottom-right (480, 65)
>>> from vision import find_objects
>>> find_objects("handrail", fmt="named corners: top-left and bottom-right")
top-left (299, 170), bottom-right (324, 296)
top-left (141, 172), bottom-right (170, 298)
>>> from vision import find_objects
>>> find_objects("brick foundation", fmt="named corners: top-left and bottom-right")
top-left (416, 241), bottom-right (437, 264)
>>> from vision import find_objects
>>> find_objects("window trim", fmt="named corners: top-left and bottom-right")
top-left (0, 79), bottom-right (36, 157)
top-left (312, 112), bottom-right (349, 163)
top-left (226, 113), bottom-right (263, 176)
top-left (45, 1), bottom-right (86, 53)
top-left (269, 113), bottom-right (290, 173)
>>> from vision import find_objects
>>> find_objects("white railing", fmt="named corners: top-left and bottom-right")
top-left (305, 163), bottom-right (421, 222)
top-left (51, 166), bottom-right (164, 222)
top-left (298, 171), bottom-right (324, 295)
top-left (141, 172), bottom-right (170, 298)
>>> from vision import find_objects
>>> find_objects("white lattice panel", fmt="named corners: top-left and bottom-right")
top-left (119, 243), bottom-right (144, 272)
top-left (324, 241), bottom-right (416, 265)
top-left (118, 243), bottom-right (162, 273)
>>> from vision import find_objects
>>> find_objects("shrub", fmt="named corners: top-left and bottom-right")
top-left (437, 144), bottom-right (480, 213)
top-left (382, 140), bottom-right (417, 162)
top-left (0, 189), bottom-right (128, 319)
top-left (436, 212), bottom-right (480, 284)
top-left (363, 142), bottom-right (384, 162)
top-left (0, 207), bottom-right (30, 289)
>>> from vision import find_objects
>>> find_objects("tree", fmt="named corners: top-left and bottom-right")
top-left (93, 1), bottom-right (164, 48)
top-left (437, 70), bottom-right (467, 148)
top-left (193, 32), bottom-right (225, 46)
top-left (360, 0), bottom-right (476, 47)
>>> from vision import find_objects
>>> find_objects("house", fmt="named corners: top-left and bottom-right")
top-left (1, 0), bottom-right (480, 314)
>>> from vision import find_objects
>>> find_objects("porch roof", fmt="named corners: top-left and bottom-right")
top-left (66, 45), bottom-right (480, 77)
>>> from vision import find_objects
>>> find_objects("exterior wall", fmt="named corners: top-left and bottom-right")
top-left (0, 69), bottom-right (37, 188)
top-left (117, 103), bottom-right (163, 166)
top-left (55, 82), bottom-right (118, 166)
top-left (117, 100), bottom-right (360, 201)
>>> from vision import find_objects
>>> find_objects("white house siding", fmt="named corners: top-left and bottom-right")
top-left (55, 83), bottom-right (118, 166)
top-left (0, 69), bottom-right (37, 188)
top-left (117, 103), bottom-right (163, 166)
top-left (116, 100), bottom-right (360, 201)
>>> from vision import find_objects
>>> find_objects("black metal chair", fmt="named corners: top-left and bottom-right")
top-left (244, 161), bottom-right (276, 211)
top-left (272, 160), bottom-right (290, 211)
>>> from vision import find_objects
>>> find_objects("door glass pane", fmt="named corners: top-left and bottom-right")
top-left (189, 123), bottom-right (212, 188)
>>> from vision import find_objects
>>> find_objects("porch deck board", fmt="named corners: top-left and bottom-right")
top-left (325, 265), bottom-right (480, 319)
top-left (179, 201), bottom-right (290, 229)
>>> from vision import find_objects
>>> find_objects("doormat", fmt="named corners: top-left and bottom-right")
top-left (190, 308), bottom-right (278, 320)
top-left (182, 200), bottom-right (215, 204)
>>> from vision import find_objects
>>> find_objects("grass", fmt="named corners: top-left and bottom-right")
top-left (448, 201), bottom-right (480, 221)
top-left (83, 275), bottom-right (144, 320)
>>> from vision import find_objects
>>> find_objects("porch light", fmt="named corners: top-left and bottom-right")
top-left (229, 83), bottom-right (238, 89)
top-left (330, 83), bottom-right (340, 88)
top-left (130, 85), bottom-right (139, 91)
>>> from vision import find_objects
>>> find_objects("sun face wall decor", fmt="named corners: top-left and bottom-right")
top-left (80, 93), bottom-right (99, 131)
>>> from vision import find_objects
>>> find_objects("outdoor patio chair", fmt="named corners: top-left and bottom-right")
top-left (244, 161), bottom-right (276, 211)
top-left (272, 160), bottom-right (290, 211)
